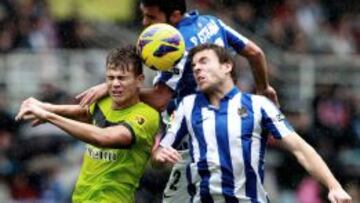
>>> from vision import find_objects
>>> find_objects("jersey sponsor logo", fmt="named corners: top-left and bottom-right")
top-left (190, 36), bottom-right (199, 46)
top-left (168, 111), bottom-right (176, 128)
top-left (275, 113), bottom-right (294, 131)
top-left (135, 115), bottom-right (145, 125)
top-left (276, 113), bottom-right (285, 122)
top-left (172, 67), bottom-right (180, 75)
top-left (86, 145), bottom-right (117, 161)
top-left (195, 116), bottom-right (210, 124)
top-left (163, 169), bottom-right (182, 198)
top-left (163, 193), bottom-right (173, 199)
top-left (238, 107), bottom-right (248, 118)
top-left (197, 19), bottom-right (220, 44)
top-left (169, 169), bottom-right (181, 191)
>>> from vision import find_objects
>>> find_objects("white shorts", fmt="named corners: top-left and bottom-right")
top-left (162, 150), bottom-right (191, 203)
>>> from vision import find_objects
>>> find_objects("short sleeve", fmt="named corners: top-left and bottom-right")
top-left (124, 107), bottom-right (160, 147)
top-left (259, 97), bottom-right (295, 139)
top-left (153, 52), bottom-right (188, 91)
top-left (217, 18), bottom-right (249, 53)
top-left (160, 100), bottom-right (189, 148)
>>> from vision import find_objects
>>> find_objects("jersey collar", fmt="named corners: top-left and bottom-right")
top-left (177, 10), bottom-right (199, 27)
top-left (224, 86), bottom-right (240, 99)
top-left (198, 86), bottom-right (240, 109)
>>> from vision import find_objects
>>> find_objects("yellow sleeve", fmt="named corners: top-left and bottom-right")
top-left (124, 106), bottom-right (160, 147)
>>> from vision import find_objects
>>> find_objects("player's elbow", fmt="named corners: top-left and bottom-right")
top-left (90, 134), bottom-right (113, 148)
top-left (243, 42), bottom-right (265, 60)
top-left (157, 101), bottom-right (170, 112)
top-left (154, 85), bottom-right (173, 111)
top-left (249, 46), bottom-right (265, 60)
top-left (91, 131), bottom-right (132, 148)
top-left (149, 97), bottom-right (169, 112)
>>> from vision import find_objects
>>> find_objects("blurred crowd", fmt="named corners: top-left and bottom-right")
top-left (194, 0), bottom-right (360, 56)
top-left (0, 0), bottom-right (99, 52)
top-left (0, 0), bottom-right (359, 54)
top-left (0, 0), bottom-right (359, 202)
top-left (0, 82), bottom-right (82, 202)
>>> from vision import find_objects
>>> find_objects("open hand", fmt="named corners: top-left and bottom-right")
top-left (328, 187), bottom-right (352, 203)
top-left (75, 83), bottom-right (108, 107)
top-left (153, 146), bottom-right (182, 165)
top-left (257, 85), bottom-right (279, 107)
top-left (15, 98), bottom-right (49, 122)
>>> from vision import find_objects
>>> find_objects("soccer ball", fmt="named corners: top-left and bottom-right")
top-left (137, 23), bottom-right (185, 71)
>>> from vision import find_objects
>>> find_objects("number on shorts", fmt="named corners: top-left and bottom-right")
top-left (169, 169), bottom-right (181, 191)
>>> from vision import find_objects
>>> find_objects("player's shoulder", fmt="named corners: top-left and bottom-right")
top-left (239, 92), bottom-right (265, 103)
top-left (89, 96), bottom-right (112, 114)
top-left (133, 102), bottom-right (159, 118)
top-left (181, 93), bottom-right (197, 105)
top-left (194, 12), bottom-right (216, 19)
top-left (127, 102), bottom-right (160, 132)
top-left (250, 93), bottom-right (265, 101)
top-left (246, 93), bottom-right (276, 107)
top-left (98, 96), bottom-right (112, 105)
top-left (178, 11), bottom-right (220, 30)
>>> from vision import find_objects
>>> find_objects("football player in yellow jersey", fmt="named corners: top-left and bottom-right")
top-left (15, 45), bottom-right (160, 203)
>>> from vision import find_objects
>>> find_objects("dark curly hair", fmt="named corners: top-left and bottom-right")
top-left (140, 0), bottom-right (186, 18)
top-left (106, 45), bottom-right (143, 76)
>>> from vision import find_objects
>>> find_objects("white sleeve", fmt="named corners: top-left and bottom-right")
top-left (153, 52), bottom-right (188, 91)
top-left (259, 97), bottom-right (295, 139)
top-left (160, 100), bottom-right (189, 148)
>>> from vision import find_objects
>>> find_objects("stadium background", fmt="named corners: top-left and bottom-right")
top-left (0, 0), bottom-right (359, 202)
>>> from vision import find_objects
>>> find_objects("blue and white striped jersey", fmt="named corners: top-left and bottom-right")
top-left (160, 87), bottom-right (295, 203)
top-left (153, 10), bottom-right (249, 114)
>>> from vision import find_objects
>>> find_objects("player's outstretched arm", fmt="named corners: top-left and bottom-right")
top-left (280, 133), bottom-right (352, 203)
top-left (76, 83), bottom-right (108, 107)
top-left (140, 83), bottom-right (173, 111)
top-left (220, 18), bottom-right (278, 105)
top-left (16, 97), bottom-right (89, 123)
top-left (240, 41), bottom-right (279, 106)
top-left (16, 102), bottom-right (132, 148)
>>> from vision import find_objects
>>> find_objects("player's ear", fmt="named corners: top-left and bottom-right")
top-left (169, 10), bottom-right (182, 25)
top-left (222, 62), bottom-right (232, 74)
top-left (136, 74), bottom-right (145, 88)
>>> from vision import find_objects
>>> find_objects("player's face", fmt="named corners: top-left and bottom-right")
top-left (106, 65), bottom-right (143, 109)
top-left (140, 3), bottom-right (167, 27)
top-left (192, 50), bottom-right (229, 93)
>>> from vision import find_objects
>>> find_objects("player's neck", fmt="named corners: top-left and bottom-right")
top-left (169, 13), bottom-right (184, 27)
top-left (207, 82), bottom-right (234, 108)
top-left (112, 96), bottom-right (140, 110)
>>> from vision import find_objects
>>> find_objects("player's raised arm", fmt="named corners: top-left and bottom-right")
top-left (76, 83), bottom-right (108, 107)
top-left (280, 133), bottom-right (352, 203)
top-left (16, 97), bottom-right (90, 124)
top-left (218, 18), bottom-right (279, 105)
top-left (259, 95), bottom-right (351, 203)
top-left (152, 96), bottom-right (188, 166)
top-left (140, 83), bottom-right (174, 111)
top-left (16, 102), bottom-right (133, 148)
top-left (240, 41), bottom-right (279, 105)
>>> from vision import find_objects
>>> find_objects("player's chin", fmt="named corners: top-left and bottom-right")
top-left (111, 95), bottom-right (125, 104)
top-left (198, 85), bottom-right (210, 93)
